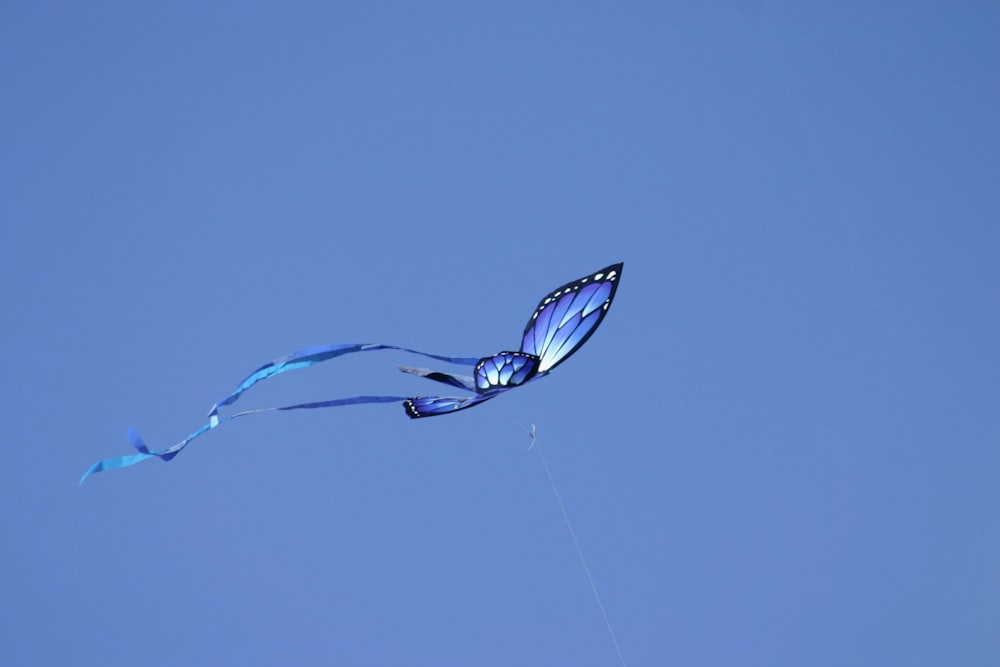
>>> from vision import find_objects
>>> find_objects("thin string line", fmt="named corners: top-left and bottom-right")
top-left (521, 423), bottom-right (628, 667)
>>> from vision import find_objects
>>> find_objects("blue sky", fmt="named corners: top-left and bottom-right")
top-left (2, 2), bottom-right (998, 665)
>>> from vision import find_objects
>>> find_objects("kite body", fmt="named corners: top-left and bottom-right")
top-left (82, 262), bottom-right (622, 481)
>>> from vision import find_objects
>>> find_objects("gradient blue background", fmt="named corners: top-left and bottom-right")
top-left (2, 3), bottom-right (997, 665)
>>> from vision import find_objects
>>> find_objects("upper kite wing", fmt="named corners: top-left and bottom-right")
top-left (519, 262), bottom-right (623, 373)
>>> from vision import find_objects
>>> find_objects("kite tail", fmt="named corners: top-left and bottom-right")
top-left (207, 343), bottom-right (478, 421)
top-left (81, 341), bottom-right (478, 484)
top-left (78, 426), bottom-right (204, 483)
top-left (79, 395), bottom-right (411, 484)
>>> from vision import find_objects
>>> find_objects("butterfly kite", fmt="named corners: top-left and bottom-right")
top-left (81, 262), bottom-right (623, 482)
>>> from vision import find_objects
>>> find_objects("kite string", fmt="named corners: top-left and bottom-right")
top-left (523, 424), bottom-right (628, 667)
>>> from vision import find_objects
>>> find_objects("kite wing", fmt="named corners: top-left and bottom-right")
top-left (519, 262), bottom-right (623, 373)
top-left (402, 393), bottom-right (500, 418)
top-left (474, 352), bottom-right (541, 391)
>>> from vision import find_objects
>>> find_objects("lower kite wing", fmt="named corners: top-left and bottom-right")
top-left (402, 393), bottom-right (500, 419)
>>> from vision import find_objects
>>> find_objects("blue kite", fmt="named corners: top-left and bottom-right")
top-left (81, 262), bottom-right (623, 482)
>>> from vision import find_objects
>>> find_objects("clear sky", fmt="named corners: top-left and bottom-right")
top-left (2, 2), bottom-right (998, 666)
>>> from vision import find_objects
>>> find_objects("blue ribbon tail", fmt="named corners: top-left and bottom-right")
top-left (80, 421), bottom-right (219, 484)
top-left (81, 396), bottom-right (414, 483)
top-left (81, 341), bottom-right (478, 484)
top-left (79, 452), bottom-right (158, 485)
top-left (207, 343), bottom-right (478, 418)
top-left (398, 366), bottom-right (477, 391)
